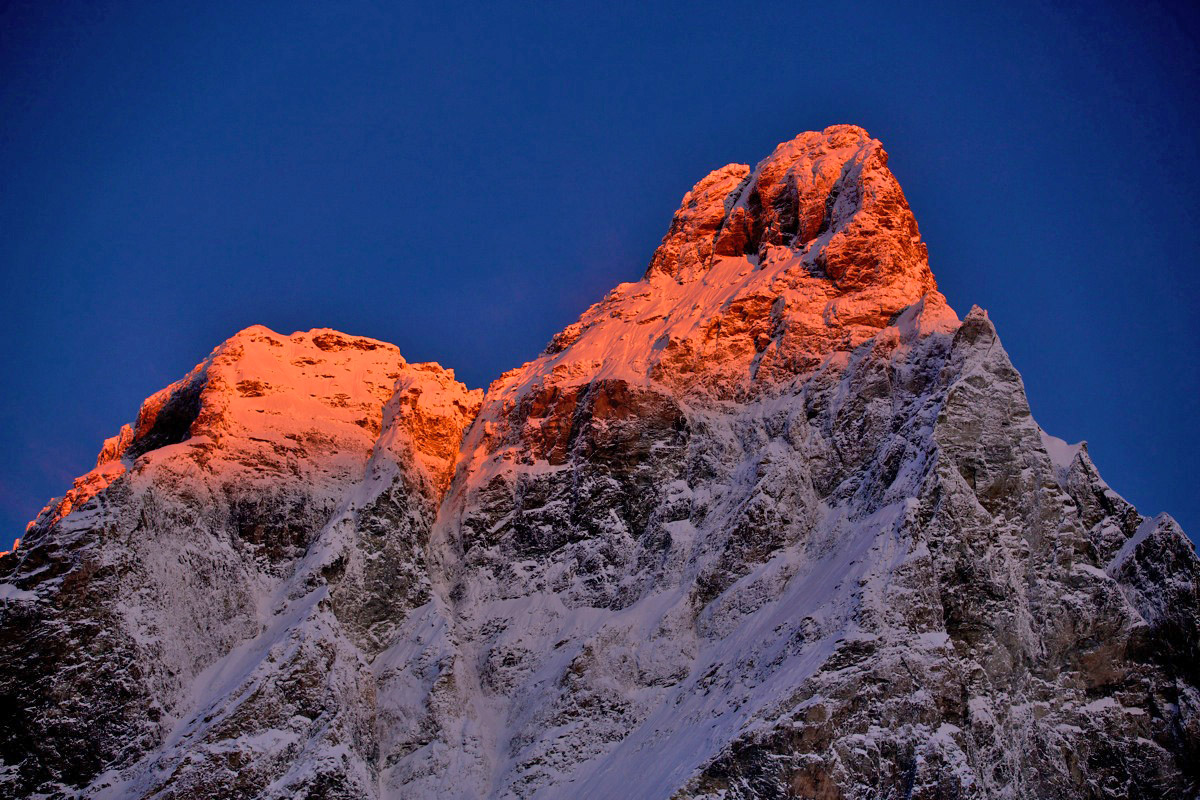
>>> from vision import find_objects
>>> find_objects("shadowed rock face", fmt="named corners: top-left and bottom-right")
top-left (2, 126), bottom-right (1197, 799)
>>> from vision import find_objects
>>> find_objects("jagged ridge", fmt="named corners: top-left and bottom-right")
top-left (1, 126), bottom-right (1197, 800)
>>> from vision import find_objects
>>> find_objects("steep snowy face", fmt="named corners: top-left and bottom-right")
top-left (0, 326), bottom-right (480, 796)
top-left (2, 126), bottom-right (1198, 800)
top-left (443, 125), bottom-right (962, 583)
top-left (377, 128), bottom-right (1199, 799)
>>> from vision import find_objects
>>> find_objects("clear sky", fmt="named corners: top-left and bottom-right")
top-left (1, 1), bottom-right (1197, 542)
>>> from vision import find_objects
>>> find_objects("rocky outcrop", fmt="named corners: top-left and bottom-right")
top-left (551, 125), bottom-right (955, 403)
top-left (1, 126), bottom-right (1196, 799)
top-left (0, 327), bottom-right (479, 797)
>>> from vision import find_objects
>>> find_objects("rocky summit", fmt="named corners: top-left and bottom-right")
top-left (2, 125), bottom-right (1197, 800)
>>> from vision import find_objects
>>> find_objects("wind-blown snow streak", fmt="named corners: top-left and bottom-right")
top-left (2, 126), bottom-right (1197, 799)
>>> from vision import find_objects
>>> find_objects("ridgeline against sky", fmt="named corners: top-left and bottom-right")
top-left (1, 1), bottom-right (1198, 541)
top-left (4, 125), bottom-right (1198, 798)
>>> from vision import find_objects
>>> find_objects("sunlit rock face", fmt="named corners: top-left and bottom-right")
top-left (2, 126), bottom-right (1197, 799)
top-left (0, 327), bottom-right (480, 797)
top-left (549, 125), bottom-right (954, 402)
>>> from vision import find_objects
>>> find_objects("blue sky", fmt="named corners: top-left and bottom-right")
top-left (1, 1), bottom-right (1197, 540)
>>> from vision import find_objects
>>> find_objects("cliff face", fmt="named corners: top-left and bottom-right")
top-left (0, 327), bottom-right (481, 797)
top-left (2, 126), bottom-right (1197, 799)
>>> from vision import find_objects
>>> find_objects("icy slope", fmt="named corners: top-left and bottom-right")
top-left (1, 126), bottom-right (1197, 799)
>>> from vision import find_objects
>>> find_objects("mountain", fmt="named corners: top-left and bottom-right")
top-left (2, 125), bottom-right (1197, 799)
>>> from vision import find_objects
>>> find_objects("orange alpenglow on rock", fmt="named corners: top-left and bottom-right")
top-left (2, 126), bottom-right (1198, 800)
top-left (538, 124), bottom-right (957, 401)
top-left (27, 326), bottom-right (480, 533)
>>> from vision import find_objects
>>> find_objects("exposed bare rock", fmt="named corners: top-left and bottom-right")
top-left (1, 127), bottom-right (1195, 799)
top-left (0, 327), bottom-right (477, 798)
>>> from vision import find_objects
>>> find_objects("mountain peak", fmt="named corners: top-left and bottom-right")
top-left (223, 324), bottom-right (403, 355)
top-left (647, 125), bottom-right (934, 297)
top-left (4, 129), bottom-right (1198, 800)
top-left (529, 128), bottom-right (955, 400)
top-left (27, 325), bottom-right (442, 532)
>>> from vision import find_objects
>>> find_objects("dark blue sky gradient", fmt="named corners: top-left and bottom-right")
top-left (1, 1), bottom-right (1197, 541)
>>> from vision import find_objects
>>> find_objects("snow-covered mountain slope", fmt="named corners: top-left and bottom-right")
top-left (0, 327), bottom-right (481, 798)
top-left (2, 125), bottom-right (1197, 799)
